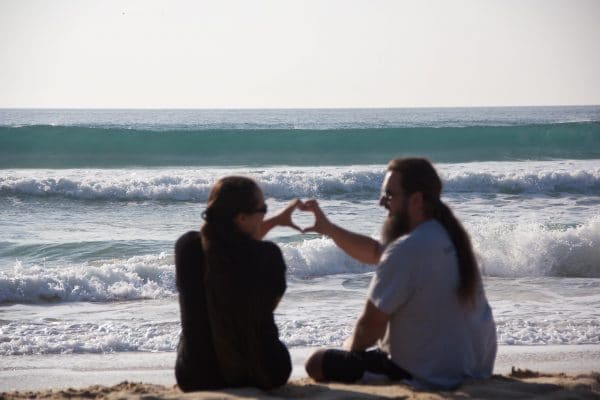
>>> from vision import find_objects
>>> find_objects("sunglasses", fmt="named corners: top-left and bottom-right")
top-left (380, 190), bottom-right (396, 203)
top-left (253, 204), bottom-right (268, 214)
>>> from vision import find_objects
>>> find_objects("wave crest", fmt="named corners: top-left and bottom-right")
top-left (474, 217), bottom-right (600, 278)
top-left (1, 163), bottom-right (599, 201)
top-left (1, 122), bottom-right (599, 167)
top-left (0, 254), bottom-right (175, 304)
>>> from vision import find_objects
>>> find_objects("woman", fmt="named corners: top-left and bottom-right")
top-left (174, 176), bottom-right (300, 391)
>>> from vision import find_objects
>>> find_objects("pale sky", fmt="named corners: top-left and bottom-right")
top-left (1, 0), bottom-right (599, 108)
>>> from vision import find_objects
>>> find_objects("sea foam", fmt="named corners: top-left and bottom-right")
top-left (2, 162), bottom-right (599, 201)
top-left (473, 216), bottom-right (600, 278)
top-left (1, 217), bottom-right (598, 305)
top-left (0, 254), bottom-right (175, 304)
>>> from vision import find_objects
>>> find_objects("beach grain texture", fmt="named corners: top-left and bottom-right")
top-left (1, 370), bottom-right (598, 400)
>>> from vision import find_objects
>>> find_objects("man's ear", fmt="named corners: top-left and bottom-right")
top-left (409, 191), bottom-right (425, 213)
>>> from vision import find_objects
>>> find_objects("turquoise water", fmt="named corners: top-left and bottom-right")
top-left (1, 122), bottom-right (599, 167)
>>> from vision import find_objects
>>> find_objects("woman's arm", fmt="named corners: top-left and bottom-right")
top-left (259, 242), bottom-right (288, 311)
top-left (259, 199), bottom-right (303, 239)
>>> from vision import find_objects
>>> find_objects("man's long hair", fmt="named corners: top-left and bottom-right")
top-left (388, 158), bottom-right (480, 305)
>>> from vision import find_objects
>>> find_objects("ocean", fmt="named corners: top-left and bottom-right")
top-left (1, 107), bottom-right (599, 384)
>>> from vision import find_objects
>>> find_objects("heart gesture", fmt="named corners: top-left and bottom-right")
top-left (297, 199), bottom-right (332, 235)
top-left (261, 198), bottom-right (333, 237)
top-left (274, 199), bottom-right (304, 232)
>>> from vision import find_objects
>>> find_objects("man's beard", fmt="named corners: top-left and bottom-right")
top-left (381, 207), bottom-right (410, 247)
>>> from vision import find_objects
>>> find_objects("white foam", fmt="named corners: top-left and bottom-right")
top-left (281, 237), bottom-right (368, 277)
top-left (1, 161), bottom-right (599, 201)
top-left (0, 239), bottom-right (369, 304)
top-left (0, 167), bottom-right (378, 201)
top-left (1, 273), bottom-right (599, 356)
top-left (0, 319), bottom-right (179, 356)
top-left (496, 317), bottom-right (600, 345)
top-left (0, 254), bottom-right (175, 304)
top-left (472, 216), bottom-right (600, 278)
top-left (2, 216), bottom-right (599, 305)
top-left (443, 168), bottom-right (600, 194)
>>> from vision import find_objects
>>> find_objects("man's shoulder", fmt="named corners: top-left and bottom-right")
top-left (408, 219), bottom-right (448, 245)
top-left (384, 220), bottom-right (446, 256)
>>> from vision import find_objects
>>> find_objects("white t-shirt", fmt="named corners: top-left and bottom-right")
top-left (368, 219), bottom-right (497, 389)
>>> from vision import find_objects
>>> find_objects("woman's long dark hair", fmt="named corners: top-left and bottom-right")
top-left (388, 158), bottom-right (480, 306)
top-left (199, 176), bottom-right (269, 386)
top-left (200, 176), bottom-right (261, 248)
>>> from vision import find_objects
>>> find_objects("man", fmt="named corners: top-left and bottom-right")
top-left (302, 158), bottom-right (497, 389)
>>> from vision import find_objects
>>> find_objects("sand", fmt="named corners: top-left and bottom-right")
top-left (1, 346), bottom-right (599, 398)
top-left (1, 369), bottom-right (598, 400)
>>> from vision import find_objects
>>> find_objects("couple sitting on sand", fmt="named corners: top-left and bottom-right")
top-left (174, 157), bottom-right (497, 392)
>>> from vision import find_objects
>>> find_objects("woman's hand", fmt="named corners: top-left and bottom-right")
top-left (273, 199), bottom-right (304, 232)
top-left (259, 199), bottom-right (303, 238)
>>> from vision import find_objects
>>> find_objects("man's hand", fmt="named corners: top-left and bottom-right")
top-left (342, 336), bottom-right (353, 351)
top-left (299, 199), bottom-right (382, 265)
top-left (299, 199), bottom-right (333, 235)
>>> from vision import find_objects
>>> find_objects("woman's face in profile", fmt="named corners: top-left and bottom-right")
top-left (235, 188), bottom-right (267, 240)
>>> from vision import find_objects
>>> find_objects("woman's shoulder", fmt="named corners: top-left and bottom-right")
top-left (253, 239), bottom-right (283, 258)
top-left (247, 241), bottom-right (287, 291)
top-left (241, 240), bottom-right (285, 271)
top-left (175, 231), bottom-right (204, 289)
top-left (176, 231), bottom-right (202, 253)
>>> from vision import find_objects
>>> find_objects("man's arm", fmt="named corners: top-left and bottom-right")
top-left (343, 300), bottom-right (389, 351)
top-left (301, 199), bottom-right (383, 265)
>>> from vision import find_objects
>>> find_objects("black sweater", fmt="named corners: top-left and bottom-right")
top-left (174, 231), bottom-right (291, 391)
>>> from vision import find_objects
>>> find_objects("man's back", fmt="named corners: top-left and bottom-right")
top-left (368, 219), bottom-right (497, 389)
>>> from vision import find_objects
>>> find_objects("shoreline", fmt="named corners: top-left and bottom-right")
top-left (1, 345), bottom-right (599, 393)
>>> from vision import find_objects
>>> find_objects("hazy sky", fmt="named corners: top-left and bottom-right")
top-left (1, 0), bottom-right (599, 108)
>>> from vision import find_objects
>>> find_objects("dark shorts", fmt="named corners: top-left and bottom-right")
top-left (321, 349), bottom-right (412, 383)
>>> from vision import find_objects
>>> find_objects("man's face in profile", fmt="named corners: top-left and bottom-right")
top-left (380, 171), bottom-right (411, 245)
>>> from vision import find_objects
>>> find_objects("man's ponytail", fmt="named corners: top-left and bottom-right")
top-left (388, 158), bottom-right (480, 306)
top-left (433, 200), bottom-right (480, 305)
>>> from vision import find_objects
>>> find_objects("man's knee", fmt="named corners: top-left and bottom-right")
top-left (305, 349), bottom-right (328, 382)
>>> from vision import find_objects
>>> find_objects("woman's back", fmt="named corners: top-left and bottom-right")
top-left (175, 231), bottom-right (224, 391)
top-left (203, 233), bottom-right (290, 388)
top-left (175, 230), bottom-right (291, 391)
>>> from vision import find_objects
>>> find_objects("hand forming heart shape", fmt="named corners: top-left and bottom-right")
top-left (275, 198), bottom-right (330, 234)
top-left (290, 205), bottom-right (317, 232)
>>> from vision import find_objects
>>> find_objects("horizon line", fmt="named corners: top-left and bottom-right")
top-left (1, 104), bottom-right (600, 111)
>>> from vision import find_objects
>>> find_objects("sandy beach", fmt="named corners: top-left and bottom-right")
top-left (1, 371), bottom-right (599, 400)
top-left (1, 346), bottom-right (599, 399)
